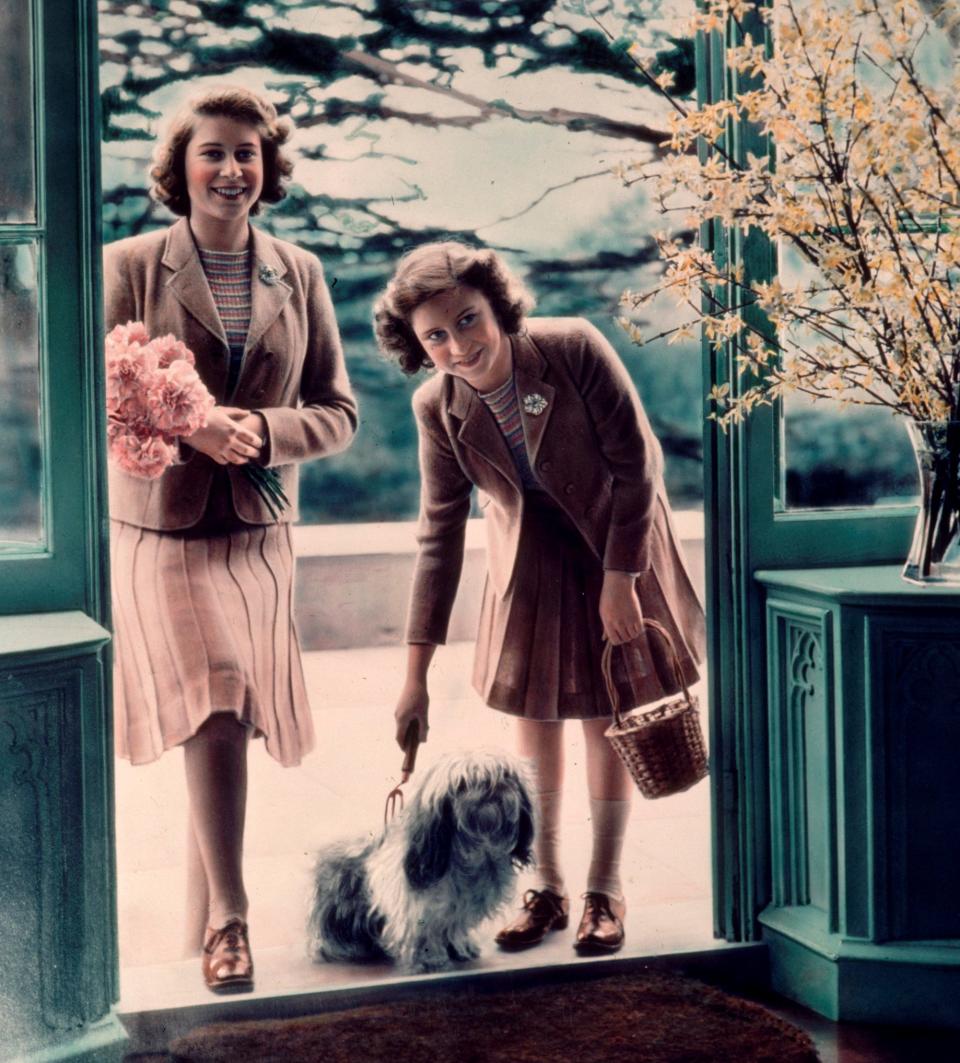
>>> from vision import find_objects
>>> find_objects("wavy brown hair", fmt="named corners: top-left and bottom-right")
top-left (373, 242), bottom-right (535, 374)
top-left (149, 86), bottom-right (294, 217)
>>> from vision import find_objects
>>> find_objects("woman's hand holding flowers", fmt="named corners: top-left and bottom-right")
top-left (599, 570), bottom-right (644, 646)
top-left (183, 406), bottom-right (262, 465)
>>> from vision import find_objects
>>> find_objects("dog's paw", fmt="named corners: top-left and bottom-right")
top-left (446, 937), bottom-right (481, 962)
top-left (406, 947), bottom-right (453, 973)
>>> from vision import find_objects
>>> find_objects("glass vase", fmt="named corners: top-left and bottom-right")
top-left (902, 420), bottom-right (960, 585)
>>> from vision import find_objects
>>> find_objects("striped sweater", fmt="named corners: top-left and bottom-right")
top-left (479, 375), bottom-right (542, 491)
top-left (198, 246), bottom-right (252, 397)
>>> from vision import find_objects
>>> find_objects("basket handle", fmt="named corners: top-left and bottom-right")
top-left (601, 618), bottom-right (693, 727)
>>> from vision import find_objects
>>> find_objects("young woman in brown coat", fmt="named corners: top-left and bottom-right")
top-left (374, 242), bottom-right (704, 954)
top-left (104, 86), bottom-right (357, 991)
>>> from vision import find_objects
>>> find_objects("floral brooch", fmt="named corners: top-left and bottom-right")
top-left (522, 392), bottom-right (549, 416)
top-left (258, 264), bottom-right (280, 286)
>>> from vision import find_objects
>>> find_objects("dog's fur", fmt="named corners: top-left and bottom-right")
top-left (308, 749), bottom-right (535, 972)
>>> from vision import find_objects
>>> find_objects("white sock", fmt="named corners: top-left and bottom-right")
top-left (586, 796), bottom-right (631, 902)
top-left (533, 789), bottom-right (565, 896)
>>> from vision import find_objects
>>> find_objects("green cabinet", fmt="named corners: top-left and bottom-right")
top-left (0, 616), bottom-right (123, 1062)
top-left (757, 567), bottom-right (960, 1025)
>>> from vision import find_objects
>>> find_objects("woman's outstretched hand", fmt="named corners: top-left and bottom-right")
top-left (599, 569), bottom-right (644, 645)
top-left (184, 406), bottom-right (263, 465)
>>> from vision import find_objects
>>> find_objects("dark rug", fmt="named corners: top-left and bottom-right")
top-left (168, 971), bottom-right (820, 1062)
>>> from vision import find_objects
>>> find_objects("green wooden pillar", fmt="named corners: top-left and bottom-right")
top-left (0, 0), bottom-right (124, 1059)
top-left (756, 567), bottom-right (960, 1026)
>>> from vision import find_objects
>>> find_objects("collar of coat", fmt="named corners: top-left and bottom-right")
top-left (445, 330), bottom-right (558, 491)
top-left (161, 216), bottom-right (292, 355)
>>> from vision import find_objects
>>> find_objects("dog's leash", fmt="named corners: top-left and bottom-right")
top-left (384, 719), bottom-right (421, 824)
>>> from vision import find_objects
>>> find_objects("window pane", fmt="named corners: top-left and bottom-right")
top-left (778, 242), bottom-right (917, 511)
top-left (0, 0), bottom-right (36, 224)
top-left (783, 393), bottom-right (918, 510)
top-left (0, 243), bottom-right (43, 549)
top-left (770, 2), bottom-right (953, 513)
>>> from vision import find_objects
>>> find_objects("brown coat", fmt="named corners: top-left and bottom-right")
top-left (103, 217), bottom-right (357, 529)
top-left (405, 317), bottom-right (704, 658)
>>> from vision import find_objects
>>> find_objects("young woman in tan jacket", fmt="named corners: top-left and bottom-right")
top-left (374, 243), bottom-right (704, 954)
top-left (104, 86), bottom-right (357, 992)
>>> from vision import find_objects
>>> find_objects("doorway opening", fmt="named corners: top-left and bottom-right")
top-left (101, 0), bottom-right (721, 1040)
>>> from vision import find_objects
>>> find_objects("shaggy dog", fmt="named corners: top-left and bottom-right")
top-left (308, 749), bottom-right (535, 972)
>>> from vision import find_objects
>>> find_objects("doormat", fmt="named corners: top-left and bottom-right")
top-left (167, 971), bottom-right (820, 1062)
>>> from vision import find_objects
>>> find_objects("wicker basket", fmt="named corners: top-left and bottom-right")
top-left (603, 619), bottom-right (708, 799)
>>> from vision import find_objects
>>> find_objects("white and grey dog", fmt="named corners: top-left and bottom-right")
top-left (307, 749), bottom-right (534, 972)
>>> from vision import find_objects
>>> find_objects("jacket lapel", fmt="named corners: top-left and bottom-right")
top-left (512, 331), bottom-right (556, 468)
top-left (245, 226), bottom-right (292, 356)
top-left (162, 218), bottom-right (227, 347)
top-left (448, 376), bottom-right (522, 494)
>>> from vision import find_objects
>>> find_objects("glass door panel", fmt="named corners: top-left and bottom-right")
top-left (777, 242), bottom-right (917, 512)
top-left (0, 0), bottom-right (36, 223)
top-left (0, 243), bottom-right (43, 550)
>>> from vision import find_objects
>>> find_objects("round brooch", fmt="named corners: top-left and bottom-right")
top-left (522, 392), bottom-right (548, 416)
top-left (258, 264), bottom-right (280, 286)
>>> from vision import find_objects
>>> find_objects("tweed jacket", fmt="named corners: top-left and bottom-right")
top-left (103, 217), bottom-right (357, 529)
top-left (405, 317), bottom-right (701, 647)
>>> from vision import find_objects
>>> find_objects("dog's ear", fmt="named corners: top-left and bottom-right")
top-left (404, 795), bottom-right (455, 890)
top-left (513, 780), bottom-right (536, 867)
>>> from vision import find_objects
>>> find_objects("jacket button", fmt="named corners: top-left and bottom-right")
top-left (540, 460), bottom-right (552, 472)
top-left (564, 483), bottom-right (575, 495)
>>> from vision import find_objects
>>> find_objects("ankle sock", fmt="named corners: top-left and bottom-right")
top-left (586, 796), bottom-right (631, 903)
top-left (533, 788), bottom-right (565, 896)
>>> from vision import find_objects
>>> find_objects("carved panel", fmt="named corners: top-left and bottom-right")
top-left (767, 601), bottom-right (833, 919)
top-left (874, 620), bottom-right (960, 941)
top-left (0, 655), bottom-right (111, 1038)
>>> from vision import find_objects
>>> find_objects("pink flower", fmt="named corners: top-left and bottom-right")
top-left (108, 422), bottom-right (175, 480)
top-left (151, 333), bottom-right (195, 368)
top-left (147, 359), bottom-right (215, 435)
top-left (106, 349), bottom-right (159, 414)
top-left (105, 320), bottom-right (212, 479)
top-left (105, 321), bottom-right (151, 357)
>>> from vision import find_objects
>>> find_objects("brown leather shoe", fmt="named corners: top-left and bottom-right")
top-left (495, 888), bottom-right (569, 951)
top-left (202, 918), bottom-right (254, 993)
top-left (574, 892), bottom-right (625, 954)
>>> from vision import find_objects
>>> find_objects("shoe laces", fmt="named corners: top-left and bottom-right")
top-left (205, 918), bottom-right (247, 955)
top-left (581, 891), bottom-right (614, 917)
top-left (522, 888), bottom-right (564, 915)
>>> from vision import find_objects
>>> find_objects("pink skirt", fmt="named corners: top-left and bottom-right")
top-left (110, 520), bottom-right (314, 766)
top-left (472, 491), bottom-right (703, 720)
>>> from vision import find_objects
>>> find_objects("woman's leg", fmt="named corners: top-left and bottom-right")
top-left (572, 717), bottom-right (631, 951)
top-left (495, 718), bottom-right (568, 949)
top-left (517, 717), bottom-right (566, 895)
top-left (183, 815), bottom-right (210, 956)
top-left (182, 712), bottom-right (250, 931)
top-left (581, 716), bottom-right (632, 901)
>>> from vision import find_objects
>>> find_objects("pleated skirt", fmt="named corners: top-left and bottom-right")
top-left (110, 520), bottom-right (314, 767)
top-left (472, 491), bottom-right (703, 720)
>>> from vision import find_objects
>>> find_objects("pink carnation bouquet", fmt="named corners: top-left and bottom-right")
top-left (105, 321), bottom-right (289, 518)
